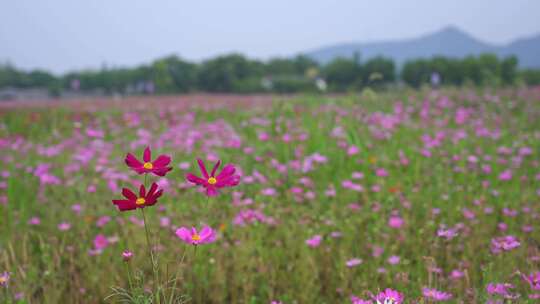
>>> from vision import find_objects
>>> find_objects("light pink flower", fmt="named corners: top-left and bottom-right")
top-left (175, 226), bottom-right (216, 245)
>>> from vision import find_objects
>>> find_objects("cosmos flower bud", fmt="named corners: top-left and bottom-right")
top-left (122, 250), bottom-right (133, 262)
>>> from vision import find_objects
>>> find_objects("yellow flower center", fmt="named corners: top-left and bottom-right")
top-left (0, 277), bottom-right (6, 284)
top-left (143, 162), bottom-right (153, 169)
top-left (136, 197), bottom-right (146, 205)
top-left (207, 177), bottom-right (217, 185)
top-left (192, 234), bottom-right (201, 241)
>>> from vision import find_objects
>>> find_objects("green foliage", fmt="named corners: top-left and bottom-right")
top-left (401, 54), bottom-right (519, 88)
top-left (520, 69), bottom-right (540, 85)
top-left (2, 52), bottom-right (540, 96)
top-left (323, 57), bottom-right (361, 90)
top-left (1, 89), bottom-right (540, 303)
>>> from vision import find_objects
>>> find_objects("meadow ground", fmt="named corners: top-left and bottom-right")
top-left (1, 88), bottom-right (540, 303)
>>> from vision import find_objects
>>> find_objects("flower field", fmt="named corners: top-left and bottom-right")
top-left (1, 88), bottom-right (540, 303)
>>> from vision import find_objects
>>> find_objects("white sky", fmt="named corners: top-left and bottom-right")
top-left (1, 0), bottom-right (539, 74)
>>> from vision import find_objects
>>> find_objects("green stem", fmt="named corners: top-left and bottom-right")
top-left (125, 262), bottom-right (134, 292)
top-left (167, 249), bottom-right (188, 304)
top-left (141, 208), bottom-right (160, 304)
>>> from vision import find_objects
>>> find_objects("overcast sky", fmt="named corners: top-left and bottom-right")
top-left (1, 0), bottom-right (539, 74)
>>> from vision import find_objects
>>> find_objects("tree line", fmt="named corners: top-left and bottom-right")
top-left (1, 53), bottom-right (539, 96)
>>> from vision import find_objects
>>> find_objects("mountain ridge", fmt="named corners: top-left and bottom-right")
top-left (304, 26), bottom-right (540, 68)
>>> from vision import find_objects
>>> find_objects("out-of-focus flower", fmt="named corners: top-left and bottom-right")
top-left (490, 236), bottom-right (520, 254)
top-left (388, 216), bottom-right (404, 229)
top-left (58, 222), bottom-right (71, 231)
top-left (28, 217), bottom-right (41, 225)
top-left (351, 295), bottom-right (372, 304)
top-left (93, 234), bottom-right (109, 251)
top-left (346, 258), bottom-right (363, 268)
top-left (373, 288), bottom-right (403, 304)
top-left (422, 288), bottom-right (452, 301)
top-left (486, 283), bottom-right (517, 299)
top-left (437, 227), bottom-right (458, 240)
top-left (0, 271), bottom-right (9, 287)
top-left (306, 235), bottom-right (322, 248)
top-left (387, 256), bottom-right (400, 265)
top-left (498, 169), bottom-right (512, 181)
top-left (522, 272), bottom-right (540, 291)
top-left (122, 250), bottom-right (133, 262)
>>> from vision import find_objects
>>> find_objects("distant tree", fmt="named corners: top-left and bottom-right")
top-left (520, 69), bottom-right (540, 85)
top-left (323, 57), bottom-right (361, 91)
top-left (362, 56), bottom-right (395, 86)
top-left (401, 59), bottom-right (430, 88)
top-left (197, 54), bottom-right (264, 92)
top-left (500, 56), bottom-right (518, 85)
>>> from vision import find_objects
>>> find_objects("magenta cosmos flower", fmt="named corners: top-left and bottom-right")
top-left (522, 272), bottom-right (540, 291)
top-left (490, 235), bottom-right (520, 254)
top-left (351, 296), bottom-right (372, 304)
top-left (122, 250), bottom-right (133, 262)
top-left (373, 288), bottom-right (404, 304)
top-left (125, 146), bottom-right (172, 176)
top-left (186, 159), bottom-right (240, 196)
top-left (175, 226), bottom-right (216, 245)
top-left (112, 183), bottom-right (163, 211)
top-left (0, 271), bottom-right (9, 287)
top-left (422, 288), bottom-right (452, 301)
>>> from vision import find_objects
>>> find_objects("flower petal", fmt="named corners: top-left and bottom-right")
top-left (175, 227), bottom-right (192, 244)
top-left (217, 164), bottom-right (236, 180)
top-left (206, 186), bottom-right (219, 197)
top-left (122, 188), bottom-right (137, 201)
top-left (216, 174), bottom-right (240, 187)
top-left (199, 226), bottom-right (216, 243)
top-left (210, 160), bottom-right (221, 177)
top-left (112, 199), bottom-right (137, 211)
top-left (143, 147), bottom-right (152, 162)
top-left (125, 153), bottom-right (143, 169)
top-left (153, 155), bottom-right (171, 167)
top-left (197, 158), bottom-right (209, 179)
top-left (152, 167), bottom-right (172, 177)
top-left (186, 173), bottom-right (206, 185)
top-left (139, 184), bottom-right (146, 198)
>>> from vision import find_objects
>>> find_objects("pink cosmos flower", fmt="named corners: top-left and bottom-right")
top-left (522, 272), bottom-right (540, 291)
top-left (387, 255), bottom-right (400, 265)
top-left (186, 159), bottom-right (240, 196)
top-left (351, 296), bottom-right (372, 304)
top-left (175, 226), bottom-right (216, 245)
top-left (112, 183), bottom-right (163, 212)
top-left (93, 234), bottom-right (109, 251)
top-left (437, 227), bottom-right (458, 240)
top-left (58, 222), bottom-right (71, 231)
top-left (375, 168), bottom-right (388, 177)
top-left (388, 216), bottom-right (404, 229)
top-left (422, 288), bottom-right (452, 301)
top-left (498, 169), bottom-right (512, 181)
top-left (0, 271), bottom-right (9, 287)
top-left (28, 217), bottom-right (41, 225)
top-left (306, 235), bottom-right (322, 248)
top-left (486, 283), bottom-right (516, 298)
top-left (490, 235), bottom-right (520, 254)
top-left (346, 258), bottom-right (363, 267)
top-left (373, 288), bottom-right (404, 304)
top-left (347, 145), bottom-right (360, 156)
top-left (125, 146), bottom-right (172, 176)
top-left (450, 269), bottom-right (464, 280)
top-left (122, 250), bottom-right (133, 262)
